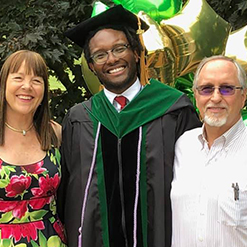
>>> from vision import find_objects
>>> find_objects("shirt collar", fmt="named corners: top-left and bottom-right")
top-left (198, 117), bottom-right (245, 149)
top-left (103, 78), bottom-right (142, 104)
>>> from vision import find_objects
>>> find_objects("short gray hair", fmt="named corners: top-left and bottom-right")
top-left (193, 55), bottom-right (247, 90)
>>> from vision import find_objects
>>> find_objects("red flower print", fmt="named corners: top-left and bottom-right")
top-left (53, 220), bottom-right (67, 243)
top-left (0, 200), bottom-right (28, 219)
top-left (22, 160), bottom-right (46, 174)
top-left (31, 173), bottom-right (60, 198)
top-left (29, 196), bottom-right (54, 210)
top-left (5, 175), bottom-right (31, 197)
top-left (0, 221), bottom-right (44, 242)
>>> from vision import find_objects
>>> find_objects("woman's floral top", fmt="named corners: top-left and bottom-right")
top-left (0, 148), bottom-right (66, 247)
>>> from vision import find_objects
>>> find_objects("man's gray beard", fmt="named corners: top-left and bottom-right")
top-left (204, 114), bottom-right (228, 127)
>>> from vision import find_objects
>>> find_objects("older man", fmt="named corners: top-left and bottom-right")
top-left (171, 55), bottom-right (247, 247)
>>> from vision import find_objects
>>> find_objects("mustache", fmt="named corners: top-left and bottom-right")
top-left (205, 104), bottom-right (228, 110)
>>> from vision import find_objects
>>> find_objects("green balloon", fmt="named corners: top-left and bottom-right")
top-left (111, 0), bottom-right (182, 22)
top-left (91, 1), bottom-right (109, 17)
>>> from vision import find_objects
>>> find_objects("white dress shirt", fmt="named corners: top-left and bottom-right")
top-left (104, 78), bottom-right (142, 112)
top-left (171, 118), bottom-right (247, 247)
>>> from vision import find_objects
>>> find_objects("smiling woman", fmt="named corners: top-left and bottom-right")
top-left (0, 50), bottom-right (66, 247)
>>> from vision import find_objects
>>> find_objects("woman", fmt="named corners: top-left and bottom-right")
top-left (0, 50), bottom-right (66, 246)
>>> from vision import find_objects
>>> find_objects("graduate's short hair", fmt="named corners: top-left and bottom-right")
top-left (83, 25), bottom-right (143, 64)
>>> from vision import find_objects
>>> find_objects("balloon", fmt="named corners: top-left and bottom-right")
top-left (81, 52), bottom-right (101, 95)
top-left (160, 0), bottom-right (231, 77)
top-left (81, 1), bottom-right (108, 95)
top-left (138, 11), bottom-right (176, 86)
top-left (225, 25), bottom-right (247, 72)
top-left (91, 1), bottom-right (109, 17)
top-left (241, 107), bottom-right (247, 126)
top-left (111, 0), bottom-right (182, 22)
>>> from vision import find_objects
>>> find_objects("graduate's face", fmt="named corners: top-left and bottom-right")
top-left (89, 28), bottom-right (139, 94)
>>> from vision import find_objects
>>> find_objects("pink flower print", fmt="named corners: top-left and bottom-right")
top-left (5, 175), bottom-right (31, 197)
top-left (31, 173), bottom-right (60, 198)
top-left (53, 220), bottom-right (67, 243)
top-left (22, 160), bottom-right (46, 174)
top-left (0, 221), bottom-right (45, 242)
top-left (0, 159), bottom-right (2, 171)
top-left (0, 200), bottom-right (28, 219)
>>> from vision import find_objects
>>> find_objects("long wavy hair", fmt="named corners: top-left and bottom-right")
top-left (0, 50), bottom-right (59, 150)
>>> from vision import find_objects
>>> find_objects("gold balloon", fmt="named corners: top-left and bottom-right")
top-left (225, 25), bottom-right (247, 72)
top-left (81, 52), bottom-right (101, 95)
top-left (160, 0), bottom-right (231, 77)
top-left (138, 11), bottom-right (176, 86)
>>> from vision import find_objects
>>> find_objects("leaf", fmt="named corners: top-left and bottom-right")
top-left (24, 33), bottom-right (39, 45)
top-left (0, 179), bottom-right (9, 188)
top-left (39, 231), bottom-right (47, 247)
top-left (55, 148), bottom-right (61, 166)
top-left (47, 236), bottom-right (62, 247)
top-left (0, 211), bottom-right (13, 223)
top-left (238, 2), bottom-right (247, 14)
top-left (1, 238), bottom-right (12, 247)
top-left (31, 240), bottom-right (39, 247)
top-left (29, 210), bottom-right (48, 221)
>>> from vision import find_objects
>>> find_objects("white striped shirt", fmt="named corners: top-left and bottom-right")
top-left (171, 118), bottom-right (247, 247)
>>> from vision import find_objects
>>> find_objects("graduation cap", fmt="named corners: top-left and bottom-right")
top-left (65, 5), bottom-right (149, 49)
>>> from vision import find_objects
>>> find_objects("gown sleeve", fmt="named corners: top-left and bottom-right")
top-left (57, 110), bottom-right (73, 224)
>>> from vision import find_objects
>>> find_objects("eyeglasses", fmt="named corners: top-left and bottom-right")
top-left (90, 44), bottom-right (130, 64)
top-left (196, 85), bottom-right (243, 96)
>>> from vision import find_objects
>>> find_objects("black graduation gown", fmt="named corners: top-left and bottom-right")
top-left (57, 79), bottom-right (202, 247)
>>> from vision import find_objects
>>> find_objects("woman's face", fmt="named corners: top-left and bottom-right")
top-left (5, 61), bottom-right (45, 118)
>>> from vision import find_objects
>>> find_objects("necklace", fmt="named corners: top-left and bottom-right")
top-left (5, 122), bottom-right (33, 136)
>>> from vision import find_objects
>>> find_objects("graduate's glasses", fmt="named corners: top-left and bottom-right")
top-left (196, 85), bottom-right (243, 96)
top-left (91, 44), bottom-right (130, 64)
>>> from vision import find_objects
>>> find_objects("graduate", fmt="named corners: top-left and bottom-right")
top-left (57, 5), bottom-right (201, 247)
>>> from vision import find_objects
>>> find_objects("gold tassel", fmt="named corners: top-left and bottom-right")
top-left (136, 16), bottom-right (149, 86)
top-left (99, 84), bottom-right (104, 91)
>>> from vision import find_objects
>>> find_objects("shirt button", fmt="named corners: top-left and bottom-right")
top-left (198, 237), bottom-right (203, 242)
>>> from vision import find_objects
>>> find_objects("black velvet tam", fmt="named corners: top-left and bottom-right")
top-left (64, 4), bottom-right (149, 48)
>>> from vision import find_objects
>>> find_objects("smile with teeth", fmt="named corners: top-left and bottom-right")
top-left (18, 95), bottom-right (33, 100)
top-left (108, 66), bottom-right (125, 74)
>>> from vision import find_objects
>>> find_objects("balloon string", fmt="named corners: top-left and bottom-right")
top-left (137, 16), bottom-right (149, 86)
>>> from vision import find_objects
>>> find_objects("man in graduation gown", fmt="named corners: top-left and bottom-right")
top-left (57, 5), bottom-right (202, 247)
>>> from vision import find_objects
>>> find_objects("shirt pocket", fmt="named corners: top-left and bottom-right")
top-left (218, 182), bottom-right (247, 228)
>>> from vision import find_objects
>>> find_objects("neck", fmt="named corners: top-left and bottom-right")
top-left (204, 124), bottom-right (230, 148)
top-left (5, 112), bottom-right (34, 137)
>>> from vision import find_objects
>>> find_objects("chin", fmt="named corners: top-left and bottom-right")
top-left (204, 115), bottom-right (227, 127)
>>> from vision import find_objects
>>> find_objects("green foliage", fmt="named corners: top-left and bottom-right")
top-left (0, 0), bottom-right (98, 122)
top-left (207, 0), bottom-right (247, 30)
top-left (0, 0), bottom-right (247, 123)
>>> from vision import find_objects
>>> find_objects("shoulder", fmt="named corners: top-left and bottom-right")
top-left (176, 127), bottom-right (201, 145)
top-left (51, 120), bottom-right (62, 145)
top-left (66, 100), bottom-right (92, 122)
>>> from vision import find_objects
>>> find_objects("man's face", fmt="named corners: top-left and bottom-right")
top-left (194, 59), bottom-right (246, 133)
top-left (89, 28), bottom-right (139, 94)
